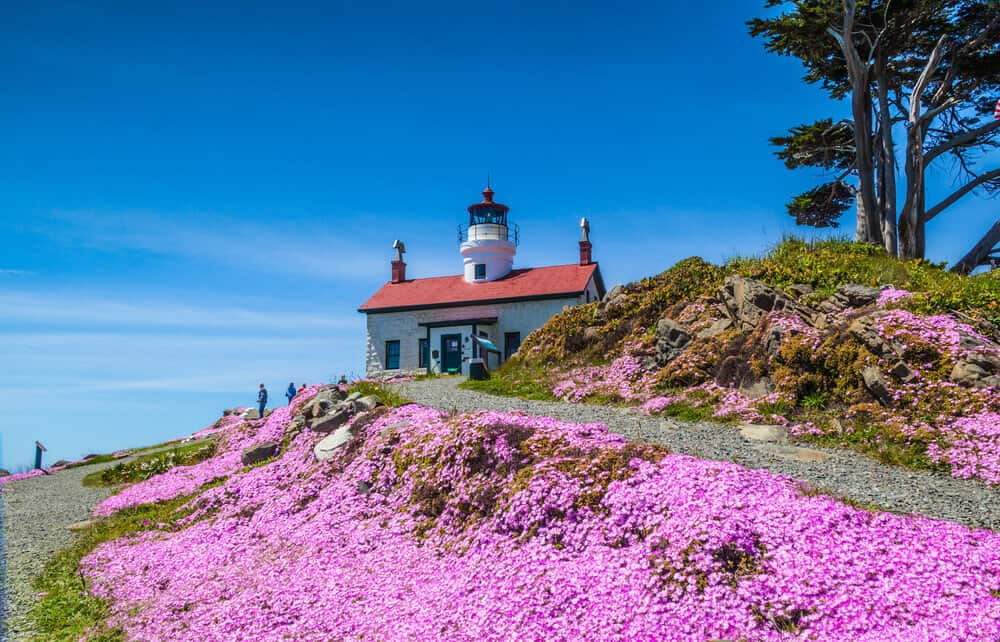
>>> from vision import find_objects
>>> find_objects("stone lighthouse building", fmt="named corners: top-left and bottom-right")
top-left (358, 185), bottom-right (605, 377)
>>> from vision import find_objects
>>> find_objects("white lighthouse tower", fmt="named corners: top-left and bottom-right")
top-left (460, 184), bottom-right (518, 283)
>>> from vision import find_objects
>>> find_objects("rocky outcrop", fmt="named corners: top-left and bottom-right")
top-left (861, 366), bottom-right (892, 406)
top-left (310, 408), bottom-right (351, 434)
top-left (241, 441), bottom-right (279, 466)
top-left (848, 313), bottom-right (894, 357)
top-left (653, 318), bottom-right (692, 366)
top-left (951, 349), bottom-right (1000, 388)
top-left (719, 276), bottom-right (805, 332)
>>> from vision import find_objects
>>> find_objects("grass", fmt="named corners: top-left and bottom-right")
top-left (28, 479), bottom-right (226, 642)
top-left (657, 402), bottom-right (718, 422)
top-left (348, 381), bottom-right (412, 407)
top-left (459, 376), bottom-right (556, 401)
top-left (83, 439), bottom-right (217, 488)
top-left (798, 419), bottom-right (950, 474)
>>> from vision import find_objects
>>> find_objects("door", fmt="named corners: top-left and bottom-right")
top-left (441, 334), bottom-right (462, 374)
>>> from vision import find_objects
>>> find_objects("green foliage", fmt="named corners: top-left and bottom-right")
top-left (459, 362), bottom-right (556, 401)
top-left (84, 440), bottom-right (217, 487)
top-left (728, 237), bottom-right (1000, 319)
top-left (801, 391), bottom-right (830, 411)
top-left (786, 182), bottom-right (854, 228)
top-left (347, 381), bottom-right (412, 407)
top-left (657, 402), bottom-right (717, 423)
top-left (28, 480), bottom-right (225, 641)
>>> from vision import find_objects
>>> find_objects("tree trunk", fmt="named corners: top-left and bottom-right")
top-left (899, 36), bottom-right (948, 259)
top-left (951, 219), bottom-right (1000, 274)
top-left (829, 1), bottom-right (881, 247)
top-left (875, 55), bottom-right (897, 256)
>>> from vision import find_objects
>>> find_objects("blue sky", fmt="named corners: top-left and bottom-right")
top-left (1, 1), bottom-right (997, 470)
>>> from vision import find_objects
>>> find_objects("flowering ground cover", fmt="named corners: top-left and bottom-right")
top-left (78, 400), bottom-right (1000, 641)
top-left (471, 239), bottom-right (1000, 487)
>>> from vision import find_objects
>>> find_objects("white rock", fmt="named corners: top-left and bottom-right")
top-left (738, 424), bottom-right (787, 442)
top-left (313, 425), bottom-right (353, 462)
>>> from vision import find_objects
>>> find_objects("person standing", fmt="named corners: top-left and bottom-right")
top-left (257, 383), bottom-right (268, 420)
top-left (286, 382), bottom-right (296, 405)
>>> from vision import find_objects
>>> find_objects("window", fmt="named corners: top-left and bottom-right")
top-left (504, 332), bottom-right (521, 361)
top-left (385, 340), bottom-right (400, 370)
top-left (474, 264), bottom-right (486, 279)
top-left (418, 338), bottom-right (429, 368)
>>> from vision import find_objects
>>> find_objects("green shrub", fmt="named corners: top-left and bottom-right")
top-left (84, 440), bottom-right (217, 487)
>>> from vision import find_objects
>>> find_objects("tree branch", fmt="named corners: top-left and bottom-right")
top-left (923, 168), bottom-right (1000, 223)
top-left (924, 119), bottom-right (1000, 166)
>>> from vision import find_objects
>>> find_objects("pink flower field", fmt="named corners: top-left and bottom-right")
top-left (81, 395), bottom-right (1000, 641)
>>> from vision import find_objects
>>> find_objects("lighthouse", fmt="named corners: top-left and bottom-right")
top-left (460, 184), bottom-right (518, 283)
top-left (358, 184), bottom-right (606, 377)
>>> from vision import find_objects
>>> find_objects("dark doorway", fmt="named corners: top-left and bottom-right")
top-left (441, 333), bottom-right (462, 374)
top-left (504, 332), bottom-right (521, 361)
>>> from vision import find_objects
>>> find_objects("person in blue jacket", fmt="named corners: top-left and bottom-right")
top-left (257, 383), bottom-right (268, 420)
top-left (286, 382), bottom-right (296, 405)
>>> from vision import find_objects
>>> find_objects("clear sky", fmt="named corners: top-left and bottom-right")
top-left (1, 1), bottom-right (997, 470)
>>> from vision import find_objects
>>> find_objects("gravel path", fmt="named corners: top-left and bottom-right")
top-left (2, 455), bottom-right (149, 642)
top-left (395, 378), bottom-right (1000, 531)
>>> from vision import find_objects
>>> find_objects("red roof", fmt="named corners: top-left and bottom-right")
top-left (359, 263), bottom-right (601, 312)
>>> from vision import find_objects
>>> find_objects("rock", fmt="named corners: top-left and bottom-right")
top-left (357, 480), bottom-right (373, 495)
top-left (352, 396), bottom-right (381, 413)
top-left (739, 424), bottom-right (787, 442)
top-left (604, 284), bottom-right (624, 303)
top-left (305, 398), bottom-right (333, 420)
top-left (741, 378), bottom-right (775, 399)
top-left (888, 361), bottom-right (916, 384)
top-left (241, 441), bottom-right (279, 466)
top-left (0, 468), bottom-right (9, 477)
top-left (653, 317), bottom-right (692, 366)
top-left (696, 316), bottom-right (733, 339)
top-left (861, 366), bottom-right (892, 406)
top-left (352, 406), bottom-right (392, 434)
top-left (583, 326), bottom-right (601, 342)
top-left (950, 360), bottom-right (999, 388)
top-left (51, 460), bottom-right (71, 467)
top-left (313, 425), bottom-right (354, 462)
top-left (760, 444), bottom-right (830, 463)
top-left (835, 284), bottom-right (881, 307)
top-left (243, 408), bottom-right (260, 419)
top-left (344, 391), bottom-right (363, 403)
top-left (719, 276), bottom-right (804, 332)
top-left (380, 419), bottom-right (411, 438)
top-left (786, 284), bottom-right (814, 298)
top-left (309, 407), bottom-right (351, 434)
top-left (848, 313), bottom-right (894, 357)
top-left (67, 519), bottom-right (96, 532)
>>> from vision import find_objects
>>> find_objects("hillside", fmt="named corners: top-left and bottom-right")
top-left (22, 383), bottom-right (1000, 641)
top-left (470, 239), bottom-right (1000, 485)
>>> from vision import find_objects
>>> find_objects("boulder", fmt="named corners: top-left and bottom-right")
top-left (241, 441), bottom-right (279, 466)
top-left (603, 284), bottom-right (624, 303)
top-left (861, 366), bottom-right (893, 406)
top-left (888, 361), bottom-right (916, 384)
top-left (52, 459), bottom-right (71, 467)
top-left (356, 480), bottom-right (373, 495)
top-left (243, 408), bottom-right (260, 419)
top-left (698, 316), bottom-right (733, 339)
top-left (352, 396), bottom-right (381, 413)
top-left (786, 284), bottom-right (814, 298)
top-left (835, 284), bottom-right (881, 307)
top-left (739, 424), bottom-right (787, 442)
top-left (344, 391), bottom-right (363, 403)
top-left (719, 276), bottom-right (804, 332)
top-left (0, 469), bottom-right (9, 477)
top-left (313, 425), bottom-right (353, 462)
top-left (305, 398), bottom-right (333, 420)
top-left (653, 317), bottom-right (692, 366)
top-left (309, 407), bottom-right (351, 434)
top-left (583, 326), bottom-right (601, 343)
top-left (848, 313), bottom-right (894, 357)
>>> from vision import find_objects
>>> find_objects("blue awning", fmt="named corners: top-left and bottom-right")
top-left (471, 335), bottom-right (501, 353)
